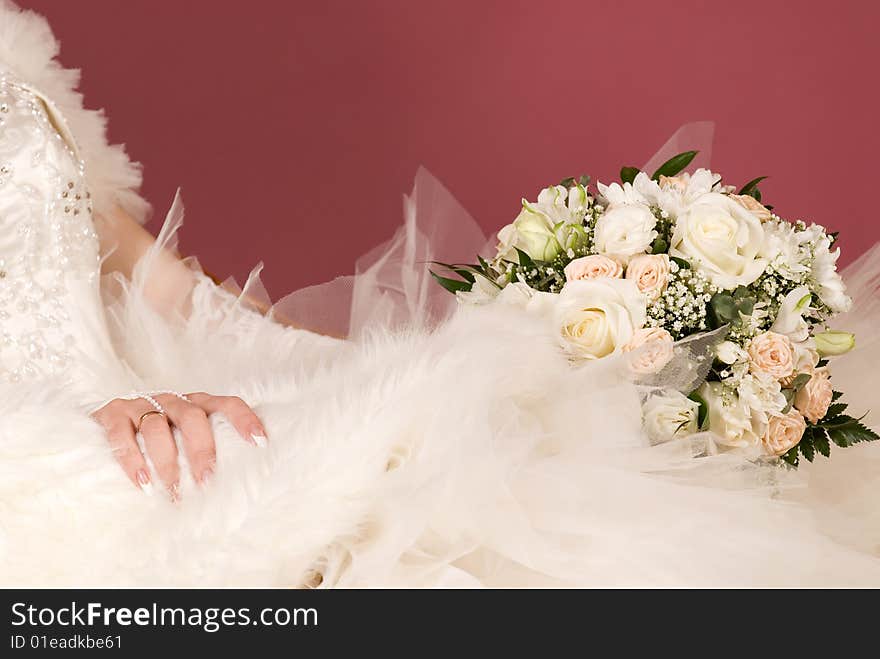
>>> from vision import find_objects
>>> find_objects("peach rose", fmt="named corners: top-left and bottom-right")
top-left (748, 332), bottom-right (795, 380)
top-left (794, 368), bottom-right (833, 423)
top-left (625, 254), bottom-right (670, 300)
top-left (564, 254), bottom-right (623, 282)
top-left (623, 327), bottom-right (674, 375)
top-left (658, 174), bottom-right (687, 192)
top-left (732, 194), bottom-right (773, 222)
top-left (762, 409), bottom-right (807, 457)
top-left (779, 342), bottom-right (820, 387)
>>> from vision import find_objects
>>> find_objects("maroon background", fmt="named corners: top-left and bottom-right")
top-left (20, 0), bottom-right (880, 296)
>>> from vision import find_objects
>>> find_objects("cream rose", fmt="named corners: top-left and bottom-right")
top-left (555, 278), bottom-right (647, 361)
top-left (794, 368), bottom-right (833, 423)
top-left (642, 391), bottom-right (700, 443)
top-left (625, 254), bottom-right (670, 299)
top-left (670, 192), bottom-right (767, 289)
top-left (593, 203), bottom-right (658, 262)
top-left (496, 185), bottom-right (589, 262)
top-left (732, 194), bottom-right (773, 222)
top-left (762, 409), bottom-right (807, 457)
top-left (497, 209), bottom-right (561, 262)
top-left (623, 327), bottom-right (674, 375)
top-left (748, 331), bottom-right (795, 380)
top-left (564, 255), bottom-right (623, 282)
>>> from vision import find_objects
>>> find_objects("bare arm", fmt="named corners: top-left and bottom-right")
top-left (94, 205), bottom-right (200, 315)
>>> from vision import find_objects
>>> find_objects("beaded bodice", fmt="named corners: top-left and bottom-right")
top-left (0, 73), bottom-right (103, 384)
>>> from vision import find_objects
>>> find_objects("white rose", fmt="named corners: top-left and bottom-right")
top-left (594, 203), bottom-right (658, 262)
top-left (670, 192), bottom-right (767, 289)
top-left (698, 382), bottom-right (763, 448)
top-left (555, 278), bottom-right (647, 360)
top-left (642, 390), bottom-right (700, 443)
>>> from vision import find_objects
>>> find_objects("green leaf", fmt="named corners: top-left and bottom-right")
top-left (799, 435), bottom-right (815, 462)
top-left (735, 297), bottom-right (755, 317)
top-left (578, 174), bottom-right (591, 187)
top-left (817, 359), bottom-right (830, 368)
top-left (738, 176), bottom-right (767, 198)
top-left (781, 445), bottom-right (799, 468)
top-left (827, 418), bottom-right (880, 447)
top-left (558, 176), bottom-right (575, 188)
top-left (789, 373), bottom-right (812, 393)
top-left (514, 247), bottom-right (535, 268)
top-left (824, 403), bottom-right (848, 419)
top-left (620, 166), bottom-right (640, 185)
top-left (429, 261), bottom-right (480, 284)
top-left (782, 388), bottom-right (795, 413)
top-left (812, 428), bottom-right (831, 457)
top-left (687, 391), bottom-right (709, 430)
top-left (709, 293), bottom-right (737, 325)
top-left (831, 390), bottom-right (843, 402)
top-left (429, 270), bottom-right (472, 294)
top-left (670, 256), bottom-right (691, 270)
top-left (650, 237), bottom-right (668, 254)
top-left (651, 151), bottom-right (698, 180)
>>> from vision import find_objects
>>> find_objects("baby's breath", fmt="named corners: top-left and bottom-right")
top-left (646, 267), bottom-right (716, 339)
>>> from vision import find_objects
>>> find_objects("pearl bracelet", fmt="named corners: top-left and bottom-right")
top-left (88, 390), bottom-right (191, 416)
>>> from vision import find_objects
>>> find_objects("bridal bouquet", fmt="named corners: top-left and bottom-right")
top-left (432, 152), bottom-right (878, 466)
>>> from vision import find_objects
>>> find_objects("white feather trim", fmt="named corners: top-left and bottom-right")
top-left (0, 0), bottom-right (150, 223)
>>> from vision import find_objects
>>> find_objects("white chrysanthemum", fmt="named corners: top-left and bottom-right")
top-left (597, 172), bottom-right (659, 207)
top-left (654, 168), bottom-right (723, 217)
top-left (760, 220), bottom-right (809, 280)
top-left (737, 373), bottom-right (787, 426)
top-left (811, 236), bottom-right (851, 313)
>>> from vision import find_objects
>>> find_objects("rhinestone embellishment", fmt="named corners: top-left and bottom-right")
top-left (0, 74), bottom-right (101, 384)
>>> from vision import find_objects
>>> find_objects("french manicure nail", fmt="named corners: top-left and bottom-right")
top-left (199, 467), bottom-right (214, 485)
top-left (136, 469), bottom-right (153, 496)
top-left (250, 433), bottom-right (268, 448)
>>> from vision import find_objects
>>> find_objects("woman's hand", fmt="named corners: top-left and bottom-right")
top-left (90, 392), bottom-right (267, 499)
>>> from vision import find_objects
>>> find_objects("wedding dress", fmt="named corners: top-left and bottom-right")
top-left (2, 1), bottom-right (880, 587)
